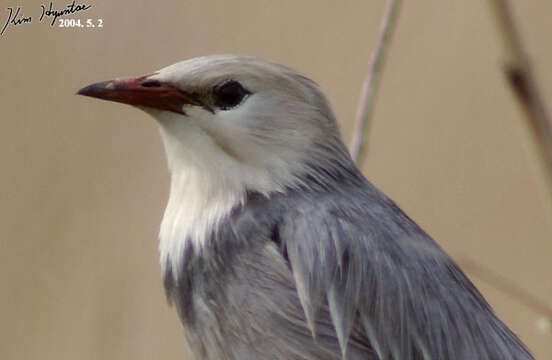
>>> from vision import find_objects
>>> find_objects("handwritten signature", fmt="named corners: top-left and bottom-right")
top-left (40, 1), bottom-right (92, 26)
top-left (1, 1), bottom-right (92, 36)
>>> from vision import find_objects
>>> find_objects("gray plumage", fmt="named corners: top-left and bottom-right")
top-left (78, 55), bottom-right (534, 360)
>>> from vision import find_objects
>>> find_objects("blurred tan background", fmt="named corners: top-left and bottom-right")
top-left (1, 1), bottom-right (551, 359)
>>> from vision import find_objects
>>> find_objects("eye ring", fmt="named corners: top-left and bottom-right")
top-left (212, 80), bottom-right (251, 110)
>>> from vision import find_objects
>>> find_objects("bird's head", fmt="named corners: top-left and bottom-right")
top-left (78, 55), bottom-right (352, 196)
top-left (78, 55), bottom-right (359, 270)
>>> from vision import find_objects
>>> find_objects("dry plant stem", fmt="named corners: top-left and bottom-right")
top-left (460, 257), bottom-right (552, 325)
top-left (350, 0), bottom-right (402, 165)
top-left (489, 0), bottom-right (552, 201)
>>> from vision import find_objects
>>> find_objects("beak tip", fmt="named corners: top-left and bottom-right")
top-left (76, 80), bottom-right (112, 97)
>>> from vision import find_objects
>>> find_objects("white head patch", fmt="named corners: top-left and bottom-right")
top-left (144, 55), bottom-right (350, 277)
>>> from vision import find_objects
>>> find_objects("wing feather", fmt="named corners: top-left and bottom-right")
top-left (277, 181), bottom-right (533, 360)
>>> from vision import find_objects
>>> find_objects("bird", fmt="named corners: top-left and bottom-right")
top-left (77, 55), bottom-right (534, 360)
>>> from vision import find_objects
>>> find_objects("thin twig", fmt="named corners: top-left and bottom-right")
top-left (460, 257), bottom-right (552, 328)
top-left (350, 0), bottom-right (402, 165)
top-left (488, 0), bottom-right (552, 202)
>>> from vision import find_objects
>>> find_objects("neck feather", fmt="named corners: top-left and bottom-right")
top-left (159, 166), bottom-right (246, 277)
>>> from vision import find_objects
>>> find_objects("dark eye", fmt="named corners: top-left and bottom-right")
top-left (213, 80), bottom-right (251, 110)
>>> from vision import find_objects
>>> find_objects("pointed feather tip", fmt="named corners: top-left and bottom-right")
top-left (294, 279), bottom-right (318, 339)
top-left (328, 288), bottom-right (352, 359)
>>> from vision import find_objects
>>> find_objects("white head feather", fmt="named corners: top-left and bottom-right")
top-left (142, 55), bottom-right (349, 276)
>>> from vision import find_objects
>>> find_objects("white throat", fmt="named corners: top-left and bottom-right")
top-left (154, 110), bottom-right (282, 277)
top-left (159, 165), bottom-right (245, 277)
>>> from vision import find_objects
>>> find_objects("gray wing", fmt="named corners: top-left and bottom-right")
top-left (276, 182), bottom-right (534, 360)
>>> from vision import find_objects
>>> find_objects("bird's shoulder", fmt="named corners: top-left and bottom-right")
top-left (262, 178), bottom-right (532, 360)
